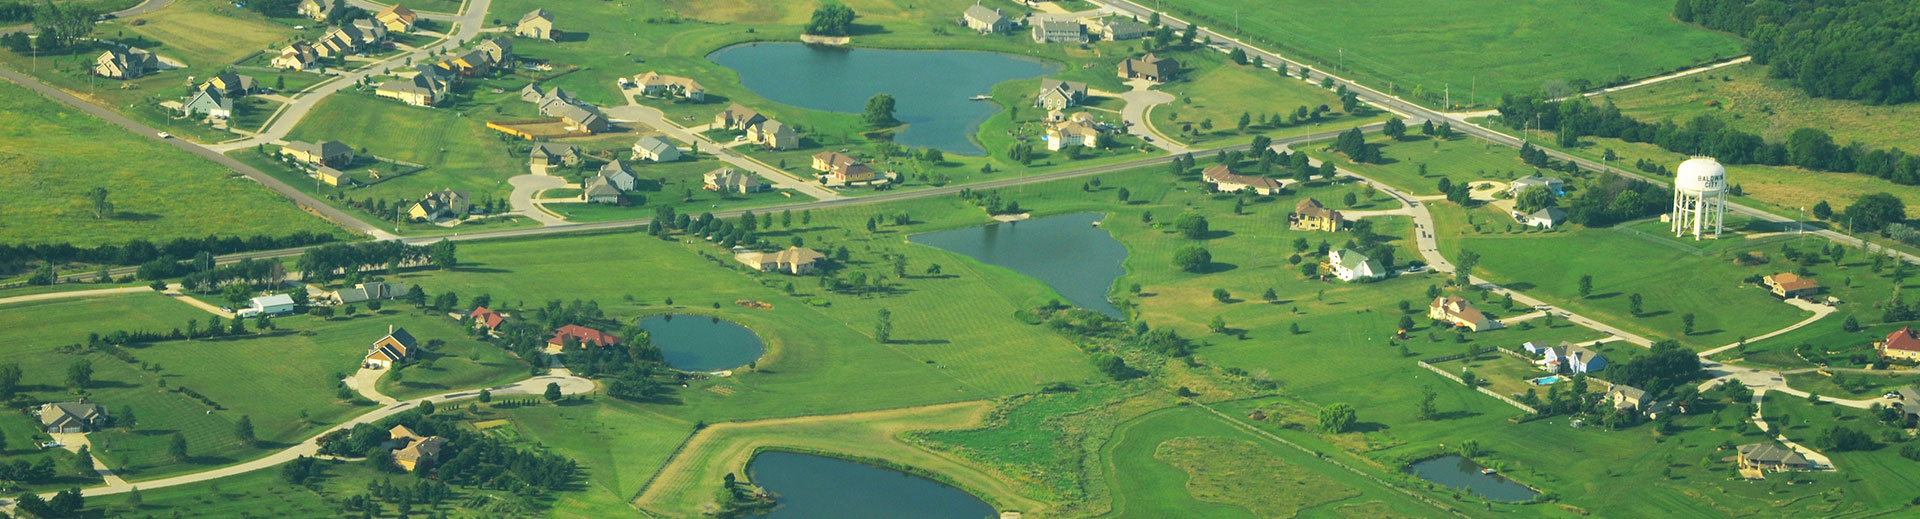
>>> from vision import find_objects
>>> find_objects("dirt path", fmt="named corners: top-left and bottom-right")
top-left (0, 286), bottom-right (155, 306)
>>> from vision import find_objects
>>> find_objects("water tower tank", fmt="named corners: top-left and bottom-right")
top-left (1674, 157), bottom-right (1726, 194)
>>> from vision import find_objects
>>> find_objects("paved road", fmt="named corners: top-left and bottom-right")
top-left (1698, 298), bottom-right (1834, 357)
top-left (1580, 56), bottom-right (1753, 99)
top-left (610, 94), bottom-right (845, 201)
top-left (0, 285), bottom-right (154, 306)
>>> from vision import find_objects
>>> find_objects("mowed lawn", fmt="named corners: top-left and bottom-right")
top-left (1149, 49), bottom-right (1390, 147)
top-left (285, 93), bottom-right (523, 203)
top-left (119, 0), bottom-right (299, 67)
top-left (499, 399), bottom-right (700, 519)
top-left (1162, 0), bottom-right (1743, 104)
top-left (0, 81), bottom-right (343, 246)
top-left (1307, 134), bottom-right (1541, 196)
top-left (1603, 63), bottom-right (1920, 153)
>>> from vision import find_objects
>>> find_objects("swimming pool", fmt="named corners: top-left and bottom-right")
top-left (1529, 376), bottom-right (1561, 385)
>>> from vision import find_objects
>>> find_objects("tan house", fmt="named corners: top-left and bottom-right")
top-left (1736, 443), bottom-right (1812, 472)
top-left (960, 5), bottom-right (1011, 34)
top-left (475, 38), bottom-right (514, 65)
top-left (1429, 295), bottom-right (1501, 332)
top-left (1045, 112), bottom-right (1101, 151)
top-left (1878, 327), bottom-right (1920, 362)
top-left (1117, 53), bottom-right (1178, 83)
top-left (374, 4), bottom-right (418, 32)
top-left (528, 142), bottom-right (581, 168)
top-left (1763, 273), bottom-right (1820, 299)
top-left (1091, 17), bottom-right (1150, 41)
top-left (313, 166), bottom-right (351, 186)
top-left (1289, 198), bottom-right (1346, 231)
top-left (271, 42), bottom-right (321, 71)
top-left (375, 74), bottom-right (447, 107)
top-left (632, 135), bottom-right (683, 162)
top-left (736, 247), bottom-right (825, 275)
top-left (1034, 78), bottom-right (1088, 111)
top-left (1201, 165), bottom-right (1283, 195)
top-left (38, 402), bottom-right (106, 434)
top-left (1031, 19), bottom-right (1082, 43)
top-left (407, 189), bottom-right (469, 221)
top-left (94, 47), bottom-right (158, 79)
top-left (812, 152), bottom-right (879, 183)
top-left (388, 425), bottom-right (447, 472)
top-left (812, 151), bottom-right (858, 174)
top-left (280, 140), bottom-right (354, 168)
top-left (633, 71), bottom-right (706, 101)
top-left (363, 326), bottom-right (416, 369)
top-left (296, 0), bottom-right (344, 21)
top-left (715, 103), bottom-right (767, 130)
top-left (515, 8), bottom-right (557, 40)
top-left (746, 119), bottom-right (798, 150)
top-left (704, 168), bottom-right (768, 194)
top-left (200, 72), bottom-right (259, 97)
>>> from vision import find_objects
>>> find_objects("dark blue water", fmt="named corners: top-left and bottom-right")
top-left (909, 212), bottom-right (1127, 318)
top-left (1407, 455), bottom-right (1540, 502)
top-left (746, 451), bottom-right (997, 519)
top-left (708, 43), bottom-right (1055, 155)
top-left (638, 314), bottom-right (766, 371)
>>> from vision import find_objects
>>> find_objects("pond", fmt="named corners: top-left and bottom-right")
top-left (637, 314), bottom-right (766, 372)
top-left (746, 451), bottom-right (996, 519)
top-left (909, 212), bottom-right (1127, 318)
top-left (708, 43), bottom-right (1056, 156)
top-left (1406, 455), bottom-right (1540, 502)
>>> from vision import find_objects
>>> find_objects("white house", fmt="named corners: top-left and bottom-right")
top-left (632, 135), bottom-right (683, 162)
top-left (1328, 248), bottom-right (1383, 282)
top-left (1538, 341), bottom-right (1608, 374)
top-left (1512, 207), bottom-right (1566, 228)
top-left (240, 294), bottom-right (296, 317)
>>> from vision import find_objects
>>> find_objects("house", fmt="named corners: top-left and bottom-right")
top-left (1045, 112), bottom-right (1101, 151)
top-left (1607, 384), bottom-right (1647, 410)
top-left (746, 119), bottom-right (798, 150)
top-left (1031, 19), bottom-right (1082, 43)
top-left (1430, 295), bottom-right (1501, 331)
top-left (201, 73), bottom-right (259, 97)
top-left (715, 104), bottom-right (766, 130)
top-left (388, 425), bottom-right (446, 471)
top-left (735, 246), bottom-right (825, 275)
top-left (38, 402), bottom-right (106, 433)
top-left (633, 71), bottom-right (706, 101)
top-left (705, 168), bottom-right (768, 194)
top-left (363, 325), bottom-right (417, 369)
top-left (522, 83), bottom-right (574, 105)
top-left (296, 0), bottom-right (344, 21)
top-left (93, 47), bottom-right (158, 79)
top-left (1092, 17), bottom-right (1150, 41)
top-left (1117, 54), bottom-right (1178, 82)
top-left (551, 102), bottom-right (609, 134)
top-left (547, 324), bottom-right (618, 353)
top-left (329, 281), bottom-right (411, 305)
top-left (433, 49), bottom-right (493, 77)
top-left (582, 177), bottom-right (623, 204)
top-left (1512, 207), bottom-right (1566, 228)
top-left (1877, 327), bottom-right (1920, 362)
top-left (596, 161), bottom-right (638, 191)
top-left (1289, 198), bottom-right (1346, 231)
top-left (313, 166), bottom-right (351, 186)
top-left (182, 88), bottom-right (233, 119)
top-left (1736, 443), bottom-right (1812, 472)
top-left (1034, 78), bottom-right (1088, 111)
top-left (1201, 165), bottom-right (1283, 195)
top-left (1540, 341), bottom-right (1607, 373)
top-left (475, 38), bottom-right (514, 65)
top-left (1508, 174), bottom-right (1565, 197)
top-left (812, 151), bottom-right (859, 174)
top-left (317, 21), bottom-right (388, 57)
top-left (1764, 273), bottom-right (1821, 299)
top-left (632, 135), bottom-right (683, 162)
top-left (271, 42), bottom-right (321, 71)
top-left (515, 8), bottom-right (557, 40)
top-left (833, 162), bottom-right (881, 184)
top-left (374, 4), bottom-right (417, 32)
top-left (1329, 248), bottom-right (1383, 282)
top-left (528, 142), bottom-right (581, 168)
top-left (375, 74), bottom-right (446, 107)
top-left (408, 189), bottom-right (470, 221)
top-left (1888, 386), bottom-right (1920, 422)
top-left (242, 294), bottom-right (297, 317)
top-left (470, 306), bottom-right (512, 332)
top-left (281, 140), bottom-right (355, 167)
top-left (961, 5), bottom-right (1011, 34)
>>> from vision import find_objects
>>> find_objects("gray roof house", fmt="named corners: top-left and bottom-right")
top-left (704, 167), bottom-right (768, 194)
top-left (1737, 443), bottom-right (1812, 471)
top-left (281, 140), bottom-right (355, 167)
top-left (1035, 78), bottom-right (1089, 111)
top-left (93, 47), bottom-right (158, 79)
top-left (582, 175), bottom-right (623, 204)
top-left (39, 402), bottom-right (107, 433)
top-left (1095, 17), bottom-right (1150, 41)
top-left (183, 88), bottom-right (233, 118)
top-left (552, 102), bottom-right (609, 134)
top-left (598, 160), bottom-right (638, 191)
top-left (331, 281), bottom-right (412, 305)
top-left (1329, 248), bottom-right (1384, 281)
top-left (1508, 174), bottom-right (1566, 196)
top-left (632, 135), bottom-right (683, 162)
top-left (961, 5), bottom-right (1012, 34)
top-left (1031, 19), bottom-right (1083, 43)
top-left (528, 142), bottom-right (581, 167)
top-left (408, 189), bottom-right (470, 221)
top-left (1514, 206), bottom-right (1567, 228)
top-left (515, 8), bottom-right (557, 40)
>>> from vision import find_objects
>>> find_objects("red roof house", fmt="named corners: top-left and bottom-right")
top-left (547, 324), bottom-right (619, 353)
top-left (1880, 327), bottom-right (1920, 361)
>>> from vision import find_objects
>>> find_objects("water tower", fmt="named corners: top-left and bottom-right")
top-left (1671, 157), bottom-right (1727, 240)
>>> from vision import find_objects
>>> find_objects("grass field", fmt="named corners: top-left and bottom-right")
top-left (116, 0), bottom-right (299, 67)
top-left (1306, 134), bottom-right (1540, 196)
top-left (1148, 48), bottom-right (1390, 147)
top-left (284, 92), bottom-right (523, 204)
top-left (1160, 0), bottom-right (1744, 105)
top-left (0, 80), bottom-right (343, 247)
top-left (1604, 63), bottom-right (1920, 152)
top-left (496, 398), bottom-right (698, 519)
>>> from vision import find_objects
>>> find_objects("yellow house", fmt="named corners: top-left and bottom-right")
top-left (1290, 198), bottom-right (1346, 232)
top-left (374, 5), bottom-right (417, 32)
top-left (314, 166), bottom-right (350, 186)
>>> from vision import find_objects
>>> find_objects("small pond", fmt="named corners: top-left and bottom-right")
top-left (1406, 455), bottom-right (1540, 502)
top-left (746, 451), bottom-right (996, 519)
top-left (708, 43), bottom-right (1056, 155)
top-left (909, 212), bottom-right (1128, 318)
top-left (637, 314), bottom-right (766, 372)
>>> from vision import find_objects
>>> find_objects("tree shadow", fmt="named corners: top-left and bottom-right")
top-left (1432, 409), bottom-right (1481, 421)
top-left (1199, 262), bottom-right (1238, 274)
top-left (890, 339), bottom-right (951, 345)
top-left (1639, 310), bottom-right (1672, 318)
top-left (109, 212), bottom-right (160, 222)
top-left (1588, 292), bottom-right (1621, 300)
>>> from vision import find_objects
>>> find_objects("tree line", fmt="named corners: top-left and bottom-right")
top-left (293, 241), bottom-right (454, 282)
top-left (1676, 0), bottom-right (1920, 105)
top-left (2, 231), bottom-right (338, 275)
top-left (0, 1), bottom-right (95, 53)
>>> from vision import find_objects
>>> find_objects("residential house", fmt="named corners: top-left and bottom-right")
top-left (93, 47), bottom-right (157, 79)
top-left (746, 119), bottom-right (798, 150)
top-left (714, 104), bottom-right (767, 130)
top-left (316, 21), bottom-right (388, 57)
top-left (470, 306), bottom-right (511, 332)
top-left (633, 71), bottom-right (706, 101)
top-left (546, 324), bottom-right (618, 353)
top-left (1736, 443), bottom-right (1812, 472)
top-left (375, 74), bottom-right (447, 107)
top-left (1031, 19), bottom-right (1082, 43)
top-left (1288, 198), bottom-right (1346, 231)
top-left (632, 135), bottom-right (683, 162)
top-left (1034, 78), bottom-right (1088, 111)
top-left (271, 42), bottom-right (321, 71)
top-left (961, 5), bottom-right (1011, 34)
top-left (735, 247), bottom-right (825, 275)
top-left (313, 166), bottom-right (351, 186)
top-left (812, 151), bottom-right (881, 183)
top-left (1045, 112), bottom-right (1101, 151)
top-left (1512, 207), bottom-right (1566, 228)
top-left (182, 88), bottom-right (233, 119)
top-left (1540, 341), bottom-right (1607, 374)
top-left (388, 425), bottom-right (447, 471)
top-left (811, 151), bottom-right (858, 174)
top-left (1117, 53), bottom-right (1178, 82)
top-left (582, 177), bottom-right (623, 204)
top-left (527, 142), bottom-right (581, 168)
top-left (1877, 327), bottom-right (1920, 362)
top-left (475, 38), bottom-right (514, 65)
top-left (1429, 295), bottom-right (1501, 332)
top-left (1764, 273), bottom-right (1820, 299)
top-left (433, 49), bottom-right (493, 77)
top-left (515, 8), bottom-right (556, 40)
top-left (297, 0), bottom-right (344, 21)
top-left (242, 294), bottom-right (297, 317)
top-left (596, 161), bottom-right (639, 191)
top-left (1092, 17), bottom-right (1149, 41)
top-left (1607, 384), bottom-right (1648, 410)
top-left (1329, 248), bottom-right (1383, 282)
top-left (281, 140), bottom-right (354, 167)
top-left (38, 402), bottom-right (106, 433)
top-left (522, 83), bottom-right (574, 105)
top-left (408, 189), bottom-right (470, 221)
top-left (363, 326), bottom-right (417, 369)
top-left (374, 4), bottom-right (417, 33)
top-left (201, 73), bottom-right (259, 97)
top-left (1201, 165), bottom-right (1283, 195)
top-left (704, 168), bottom-right (768, 194)
top-left (551, 102), bottom-right (608, 134)
top-left (329, 281), bottom-right (411, 305)
top-left (1508, 174), bottom-right (1565, 197)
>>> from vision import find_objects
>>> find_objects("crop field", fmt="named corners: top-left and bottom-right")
top-left (1604, 63), bottom-right (1920, 152)
top-left (1161, 0), bottom-right (1744, 105)
top-left (1149, 48), bottom-right (1390, 147)
top-left (0, 81), bottom-right (343, 247)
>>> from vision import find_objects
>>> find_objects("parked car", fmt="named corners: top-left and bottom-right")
top-left (156, 132), bottom-right (172, 138)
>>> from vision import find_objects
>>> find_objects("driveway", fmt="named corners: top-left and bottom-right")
top-left (344, 367), bottom-right (399, 405)
top-left (0, 286), bottom-right (155, 306)
top-left (1117, 79), bottom-right (1186, 153)
top-left (507, 174), bottom-right (569, 225)
top-left (161, 283), bottom-right (234, 318)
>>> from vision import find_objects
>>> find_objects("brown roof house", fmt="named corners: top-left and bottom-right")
top-left (1429, 295), bottom-right (1501, 332)
top-left (38, 402), bottom-right (107, 434)
top-left (515, 8), bottom-right (557, 40)
top-left (714, 104), bottom-right (766, 130)
top-left (280, 140), bottom-right (354, 168)
top-left (470, 306), bottom-right (512, 332)
top-left (1118, 53), bottom-right (1178, 83)
top-left (1289, 198), bottom-right (1346, 232)
top-left (1878, 327), bottom-right (1920, 362)
top-left (736, 247), bottom-right (825, 275)
top-left (1736, 443), bottom-right (1813, 472)
top-left (705, 168), bottom-right (768, 194)
top-left (1763, 273), bottom-right (1820, 299)
top-left (374, 4), bottom-right (418, 32)
top-left (272, 42), bottom-right (321, 71)
top-left (1202, 165), bottom-right (1283, 195)
top-left (528, 142), bottom-right (581, 169)
top-left (388, 425), bottom-right (447, 472)
top-left (547, 324), bottom-right (619, 354)
top-left (632, 135), bottom-right (683, 162)
top-left (94, 47), bottom-right (158, 79)
top-left (633, 71), bottom-right (706, 101)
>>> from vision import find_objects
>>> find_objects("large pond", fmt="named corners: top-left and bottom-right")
top-left (1406, 455), bottom-right (1540, 502)
top-left (637, 314), bottom-right (766, 372)
top-left (708, 43), bottom-right (1056, 156)
top-left (746, 451), bottom-right (996, 519)
top-left (909, 212), bottom-right (1127, 318)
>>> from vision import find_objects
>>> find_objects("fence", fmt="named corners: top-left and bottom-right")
top-left (1418, 348), bottom-right (1541, 414)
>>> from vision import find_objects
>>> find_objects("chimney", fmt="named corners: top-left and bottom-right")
top-left (389, 324), bottom-right (395, 334)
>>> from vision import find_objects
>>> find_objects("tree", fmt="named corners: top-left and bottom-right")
top-left (1174, 213), bottom-right (1209, 239)
top-left (84, 187), bottom-right (114, 220)
top-left (1383, 118), bottom-right (1407, 140)
top-left (0, 362), bottom-right (21, 400)
top-left (863, 93), bottom-right (897, 127)
top-left (874, 309), bottom-right (893, 343)
top-left (1208, 315), bottom-right (1228, 333)
top-left (1682, 313), bottom-right (1696, 335)
top-left (73, 445), bottom-right (93, 473)
top-left (1514, 186), bottom-right (1558, 213)
top-left (478, 388), bottom-right (492, 403)
top-left (1262, 287), bottom-right (1278, 303)
top-left (1454, 250), bottom-right (1480, 286)
top-left (1812, 200), bottom-right (1832, 220)
top-left (1212, 288), bottom-right (1231, 302)
top-left (1418, 385), bottom-right (1438, 420)
top-left (67, 359), bottom-right (92, 390)
top-left (1173, 246), bottom-right (1211, 273)
top-left (430, 240), bottom-right (458, 270)
top-left (1629, 293), bottom-right (1643, 315)
top-left (1091, 353), bottom-right (1138, 380)
top-left (803, 1), bottom-right (855, 36)
top-left (1578, 275), bottom-right (1593, 298)
top-left (168, 432), bottom-right (189, 461)
top-left (544, 382), bottom-right (563, 402)
top-left (1343, 192), bottom-right (1359, 207)
top-left (234, 415), bottom-right (256, 447)
top-left (1843, 193), bottom-right (1906, 232)
top-left (1318, 403), bottom-right (1357, 433)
